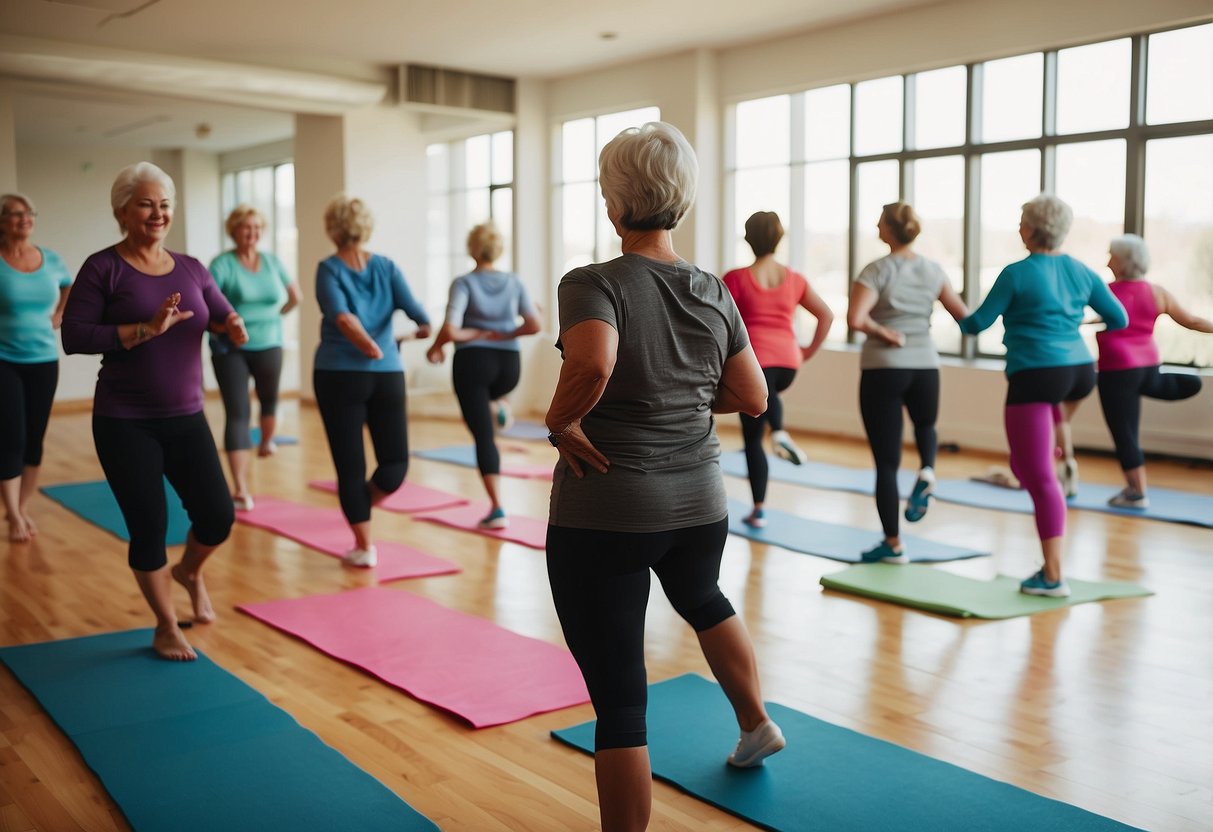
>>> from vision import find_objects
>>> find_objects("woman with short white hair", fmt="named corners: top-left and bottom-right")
top-left (1096, 233), bottom-right (1212, 508)
top-left (545, 122), bottom-right (784, 832)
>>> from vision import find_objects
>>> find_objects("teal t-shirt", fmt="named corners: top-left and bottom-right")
top-left (208, 250), bottom-right (292, 351)
top-left (0, 247), bottom-right (72, 363)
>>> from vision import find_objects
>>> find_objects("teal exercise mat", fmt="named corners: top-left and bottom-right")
top-left (720, 450), bottom-right (917, 496)
top-left (820, 563), bottom-right (1153, 619)
top-left (249, 426), bottom-right (297, 446)
top-left (42, 480), bottom-right (191, 545)
top-left (0, 629), bottom-right (438, 831)
top-left (552, 673), bottom-right (1141, 832)
top-left (728, 499), bottom-right (987, 563)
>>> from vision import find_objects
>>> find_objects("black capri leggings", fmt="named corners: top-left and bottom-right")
top-left (452, 347), bottom-right (521, 475)
top-left (0, 360), bottom-right (58, 479)
top-left (546, 518), bottom-right (736, 750)
top-left (212, 346), bottom-right (284, 451)
top-left (93, 412), bottom-right (234, 571)
top-left (739, 366), bottom-right (797, 504)
top-left (314, 369), bottom-right (409, 525)
top-left (1098, 365), bottom-right (1201, 470)
top-left (1006, 363), bottom-right (1096, 406)
top-left (860, 368), bottom-right (940, 539)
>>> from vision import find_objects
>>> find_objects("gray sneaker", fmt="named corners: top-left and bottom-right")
top-left (1108, 489), bottom-right (1149, 510)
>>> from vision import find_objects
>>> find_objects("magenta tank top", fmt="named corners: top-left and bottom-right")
top-left (1096, 280), bottom-right (1159, 371)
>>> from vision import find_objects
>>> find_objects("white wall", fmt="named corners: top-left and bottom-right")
top-left (0, 82), bottom-right (17, 193)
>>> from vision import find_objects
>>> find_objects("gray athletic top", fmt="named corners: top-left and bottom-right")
top-left (856, 253), bottom-right (949, 370)
top-left (549, 253), bottom-right (749, 533)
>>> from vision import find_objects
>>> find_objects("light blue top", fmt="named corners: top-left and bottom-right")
top-left (447, 270), bottom-right (536, 352)
top-left (208, 250), bottom-right (292, 351)
top-left (960, 253), bottom-right (1127, 376)
top-left (0, 247), bottom-right (72, 363)
top-left (314, 253), bottom-right (429, 373)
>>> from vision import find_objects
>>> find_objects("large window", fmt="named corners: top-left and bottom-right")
top-left (725, 20), bottom-right (1213, 367)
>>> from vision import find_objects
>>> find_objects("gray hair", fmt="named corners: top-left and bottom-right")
top-left (598, 121), bottom-right (697, 232)
top-left (0, 193), bottom-right (36, 244)
top-left (324, 194), bottom-right (374, 247)
top-left (1020, 193), bottom-right (1073, 251)
top-left (111, 162), bottom-right (176, 230)
top-left (1109, 233), bottom-right (1150, 280)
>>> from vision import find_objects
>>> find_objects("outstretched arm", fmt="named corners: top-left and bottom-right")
top-left (1157, 285), bottom-right (1213, 333)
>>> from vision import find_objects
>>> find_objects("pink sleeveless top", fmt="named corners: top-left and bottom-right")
top-left (1096, 280), bottom-right (1159, 371)
top-left (722, 267), bottom-right (807, 368)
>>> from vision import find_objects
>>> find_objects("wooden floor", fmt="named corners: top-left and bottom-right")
top-left (2, 394), bottom-right (1210, 831)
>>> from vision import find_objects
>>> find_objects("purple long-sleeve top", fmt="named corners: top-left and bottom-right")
top-left (62, 246), bottom-right (234, 419)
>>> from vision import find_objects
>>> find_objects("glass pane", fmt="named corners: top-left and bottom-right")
top-left (596, 198), bottom-right (622, 262)
top-left (978, 149), bottom-right (1042, 355)
top-left (562, 118), bottom-right (595, 182)
top-left (736, 95), bottom-right (790, 168)
top-left (221, 172), bottom-right (236, 220)
top-left (595, 106), bottom-right (661, 157)
top-left (427, 144), bottom-right (449, 193)
top-left (854, 76), bottom-right (903, 156)
top-left (561, 182), bottom-right (596, 275)
top-left (1144, 135), bottom-right (1213, 366)
top-left (914, 66), bottom-right (966, 150)
top-left (803, 160), bottom-right (850, 343)
top-left (491, 131), bottom-right (513, 185)
top-left (464, 188), bottom-right (490, 231)
top-left (981, 54), bottom-right (1043, 142)
top-left (491, 187), bottom-right (513, 271)
top-left (910, 155), bottom-right (965, 355)
top-left (732, 167), bottom-right (790, 268)
top-left (856, 160), bottom-right (900, 269)
top-left (465, 134), bottom-right (491, 189)
top-left (804, 84), bottom-right (851, 161)
top-left (1147, 23), bottom-right (1213, 125)
top-left (273, 163), bottom-right (297, 273)
top-left (1055, 140), bottom-right (1125, 273)
top-left (1057, 39), bottom-right (1130, 135)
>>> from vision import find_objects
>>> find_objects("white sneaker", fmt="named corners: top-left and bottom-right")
top-left (1108, 488), bottom-right (1149, 509)
top-left (727, 719), bottom-right (786, 768)
top-left (233, 494), bottom-right (254, 512)
top-left (771, 431), bottom-right (807, 466)
top-left (1057, 458), bottom-right (1078, 498)
top-left (342, 545), bottom-right (378, 568)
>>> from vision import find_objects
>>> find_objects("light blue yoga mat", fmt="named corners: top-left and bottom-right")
top-left (727, 499), bottom-right (986, 563)
top-left (0, 630), bottom-right (438, 832)
top-left (42, 480), bottom-right (191, 545)
top-left (498, 419), bottom-right (551, 441)
top-left (552, 673), bottom-right (1140, 832)
top-left (249, 426), bottom-right (298, 446)
top-left (720, 450), bottom-right (919, 496)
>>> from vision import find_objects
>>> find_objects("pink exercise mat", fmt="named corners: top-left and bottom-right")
top-left (238, 586), bottom-right (588, 728)
top-left (308, 480), bottom-right (468, 513)
top-left (237, 496), bottom-right (460, 582)
top-left (412, 502), bottom-right (548, 550)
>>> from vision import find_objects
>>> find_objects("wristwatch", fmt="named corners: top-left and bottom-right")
top-left (547, 423), bottom-right (571, 447)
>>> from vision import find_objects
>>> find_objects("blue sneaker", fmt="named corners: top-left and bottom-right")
top-left (861, 542), bottom-right (908, 564)
top-left (743, 508), bottom-right (766, 529)
top-left (904, 479), bottom-right (933, 522)
top-left (478, 507), bottom-right (509, 530)
top-left (1019, 569), bottom-right (1070, 597)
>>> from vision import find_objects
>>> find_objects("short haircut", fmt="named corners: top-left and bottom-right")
top-left (598, 121), bottom-right (697, 232)
top-left (111, 162), bottom-right (176, 230)
top-left (467, 222), bottom-right (504, 263)
top-left (225, 204), bottom-right (267, 241)
top-left (881, 202), bottom-right (922, 245)
top-left (0, 193), bottom-right (35, 244)
top-left (1020, 194), bottom-right (1073, 251)
top-left (324, 194), bottom-right (374, 247)
top-left (744, 211), bottom-right (784, 257)
top-left (1109, 233), bottom-right (1151, 280)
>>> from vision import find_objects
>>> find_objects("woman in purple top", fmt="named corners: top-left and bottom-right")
top-left (61, 162), bottom-right (248, 662)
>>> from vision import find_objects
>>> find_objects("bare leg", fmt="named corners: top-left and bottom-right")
top-left (227, 449), bottom-right (252, 501)
top-left (134, 566), bottom-right (196, 661)
top-left (595, 747), bottom-right (652, 832)
top-left (1041, 535), bottom-right (1064, 584)
top-left (18, 465), bottom-right (40, 536)
top-left (170, 531), bottom-right (218, 624)
top-left (481, 473), bottom-right (501, 510)
top-left (3, 477), bottom-right (31, 542)
top-left (258, 414), bottom-right (277, 457)
top-left (1125, 465), bottom-right (1147, 495)
top-left (696, 615), bottom-right (770, 732)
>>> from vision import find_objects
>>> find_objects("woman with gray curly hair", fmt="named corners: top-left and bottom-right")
top-left (960, 194), bottom-right (1127, 597)
top-left (544, 122), bottom-right (783, 831)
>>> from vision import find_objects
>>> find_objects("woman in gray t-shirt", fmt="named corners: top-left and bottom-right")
top-left (846, 202), bottom-right (968, 563)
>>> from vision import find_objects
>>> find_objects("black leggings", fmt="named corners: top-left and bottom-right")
top-left (739, 366), bottom-right (797, 504)
top-left (314, 369), bottom-right (409, 525)
top-left (212, 347), bottom-right (284, 451)
top-left (546, 518), bottom-right (736, 750)
top-left (93, 412), bottom-right (234, 571)
top-left (0, 360), bottom-right (58, 479)
top-left (1098, 365), bottom-right (1201, 470)
top-left (452, 348), bottom-right (521, 475)
top-left (1005, 363), bottom-right (1095, 406)
top-left (860, 368), bottom-right (940, 539)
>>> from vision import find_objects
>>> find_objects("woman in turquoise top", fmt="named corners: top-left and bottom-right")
top-left (209, 205), bottom-right (300, 511)
top-left (0, 193), bottom-right (72, 543)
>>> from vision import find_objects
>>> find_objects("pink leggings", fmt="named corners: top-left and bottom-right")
top-left (1005, 402), bottom-right (1066, 540)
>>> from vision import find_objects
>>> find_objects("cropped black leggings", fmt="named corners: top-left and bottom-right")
top-left (93, 412), bottom-right (234, 571)
top-left (859, 368), bottom-right (940, 539)
top-left (452, 347), bottom-right (521, 475)
top-left (739, 366), bottom-right (797, 504)
top-left (212, 346), bottom-right (284, 451)
top-left (314, 369), bottom-right (409, 525)
top-left (1098, 365), bottom-right (1201, 470)
top-left (546, 518), bottom-right (736, 750)
top-left (0, 360), bottom-right (58, 479)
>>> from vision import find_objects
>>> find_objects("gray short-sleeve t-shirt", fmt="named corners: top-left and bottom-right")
top-left (856, 253), bottom-right (949, 370)
top-left (549, 253), bottom-right (749, 533)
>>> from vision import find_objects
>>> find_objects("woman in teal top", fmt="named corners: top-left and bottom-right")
top-left (208, 205), bottom-right (300, 511)
top-left (0, 193), bottom-right (72, 543)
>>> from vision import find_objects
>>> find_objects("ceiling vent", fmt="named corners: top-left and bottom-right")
top-left (400, 65), bottom-right (515, 114)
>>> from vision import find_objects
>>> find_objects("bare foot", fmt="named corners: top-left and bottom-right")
top-left (257, 440), bottom-right (277, 458)
top-left (171, 562), bottom-right (216, 623)
top-left (152, 624), bottom-right (197, 661)
top-left (7, 515), bottom-right (31, 543)
top-left (22, 512), bottom-right (37, 537)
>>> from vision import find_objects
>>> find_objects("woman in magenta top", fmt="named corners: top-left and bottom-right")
top-left (1096, 234), bottom-right (1212, 509)
top-left (722, 211), bottom-right (833, 528)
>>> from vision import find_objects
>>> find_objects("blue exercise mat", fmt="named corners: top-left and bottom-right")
top-left (0, 629), bottom-right (438, 832)
top-left (249, 426), bottom-right (298, 446)
top-left (498, 419), bottom-right (551, 440)
top-left (727, 499), bottom-right (986, 563)
top-left (552, 673), bottom-right (1140, 832)
top-left (42, 480), bottom-right (191, 545)
top-left (720, 451), bottom-right (917, 497)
